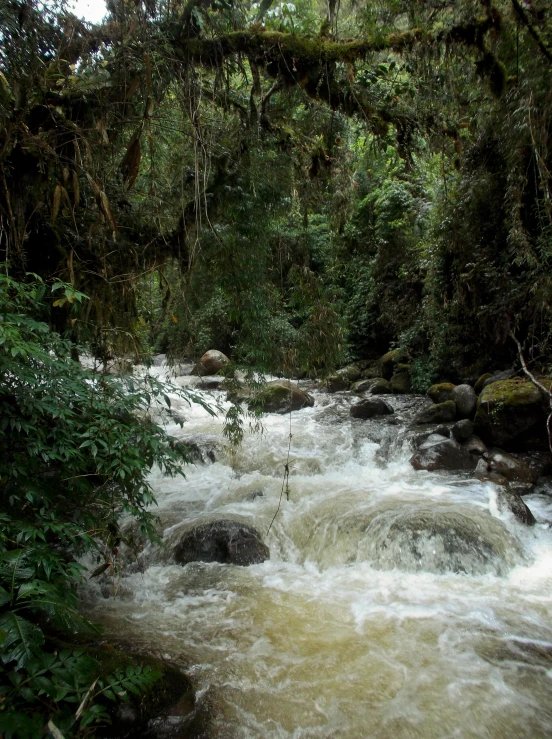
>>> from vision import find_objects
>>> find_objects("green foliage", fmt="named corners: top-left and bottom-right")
top-left (0, 269), bottom-right (205, 735)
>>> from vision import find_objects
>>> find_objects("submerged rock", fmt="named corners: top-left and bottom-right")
top-left (414, 400), bottom-right (457, 425)
top-left (410, 434), bottom-right (477, 472)
top-left (364, 506), bottom-right (523, 576)
top-left (173, 520), bottom-right (270, 566)
top-left (193, 349), bottom-right (229, 377)
top-left (474, 379), bottom-right (550, 451)
top-left (350, 397), bottom-right (394, 419)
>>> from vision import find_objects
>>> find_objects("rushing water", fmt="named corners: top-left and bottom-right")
top-left (83, 369), bottom-right (552, 738)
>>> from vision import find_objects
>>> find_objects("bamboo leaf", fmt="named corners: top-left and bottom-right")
top-left (120, 132), bottom-right (142, 190)
top-left (52, 184), bottom-right (62, 224)
top-left (99, 191), bottom-right (118, 232)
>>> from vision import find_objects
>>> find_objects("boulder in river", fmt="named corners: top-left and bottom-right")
top-left (410, 434), bottom-right (478, 472)
top-left (350, 397), bottom-right (394, 419)
top-left (495, 489), bottom-right (536, 526)
top-left (462, 434), bottom-right (487, 456)
top-left (453, 384), bottom-right (477, 419)
top-left (326, 374), bottom-right (351, 392)
top-left (427, 382), bottom-right (456, 404)
top-left (390, 367), bottom-right (411, 394)
top-left (485, 450), bottom-right (538, 484)
top-left (193, 349), bottom-right (229, 377)
top-left (173, 520), bottom-right (270, 566)
top-left (252, 380), bottom-right (314, 413)
top-left (474, 378), bottom-right (550, 451)
top-left (350, 378), bottom-right (391, 395)
top-left (414, 400), bottom-right (457, 425)
top-left (380, 348), bottom-right (408, 380)
top-left (451, 419), bottom-right (474, 442)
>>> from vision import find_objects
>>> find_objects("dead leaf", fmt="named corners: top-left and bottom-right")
top-left (52, 184), bottom-right (61, 223)
top-left (72, 170), bottom-right (80, 207)
top-left (99, 190), bottom-right (117, 232)
top-left (120, 129), bottom-right (142, 189)
top-left (96, 119), bottom-right (109, 145)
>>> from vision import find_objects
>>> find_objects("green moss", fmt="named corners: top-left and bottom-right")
top-left (415, 399), bottom-right (457, 424)
top-left (478, 379), bottom-right (542, 407)
top-left (427, 382), bottom-right (456, 404)
top-left (390, 371), bottom-right (410, 394)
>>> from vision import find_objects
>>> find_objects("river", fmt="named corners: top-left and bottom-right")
top-left (83, 371), bottom-right (552, 738)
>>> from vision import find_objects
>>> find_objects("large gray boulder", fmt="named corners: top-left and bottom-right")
top-left (453, 384), bottom-right (477, 419)
top-left (173, 520), bottom-right (270, 566)
top-left (451, 419), bottom-right (474, 442)
top-left (194, 349), bottom-right (229, 376)
top-left (350, 397), bottom-right (394, 419)
top-left (410, 434), bottom-right (478, 472)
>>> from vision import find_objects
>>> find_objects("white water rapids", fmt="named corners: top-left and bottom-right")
top-left (83, 370), bottom-right (552, 738)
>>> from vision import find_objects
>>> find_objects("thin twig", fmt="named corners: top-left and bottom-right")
top-left (509, 330), bottom-right (552, 453)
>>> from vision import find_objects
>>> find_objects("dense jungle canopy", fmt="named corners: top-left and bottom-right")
top-left (1, 0), bottom-right (551, 379)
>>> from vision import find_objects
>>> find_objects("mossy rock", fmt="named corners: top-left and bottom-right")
top-left (350, 377), bottom-right (391, 395)
top-left (474, 378), bottom-right (550, 451)
top-left (71, 643), bottom-right (196, 738)
top-left (250, 380), bottom-right (314, 413)
top-left (390, 371), bottom-right (410, 394)
top-left (427, 382), bottom-right (456, 404)
top-left (414, 400), bottom-right (457, 425)
top-left (474, 373), bottom-right (493, 395)
top-left (380, 348), bottom-right (408, 380)
top-left (326, 374), bottom-right (351, 392)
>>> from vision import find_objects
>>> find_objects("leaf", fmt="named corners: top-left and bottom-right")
top-left (85, 172), bottom-right (100, 197)
top-left (120, 131), bottom-right (142, 190)
top-left (99, 191), bottom-right (118, 232)
top-left (52, 184), bottom-right (62, 224)
top-left (96, 119), bottom-right (109, 145)
top-left (0, 612), bottom-right (44, 669)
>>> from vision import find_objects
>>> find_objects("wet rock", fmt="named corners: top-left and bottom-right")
top-left (410, 434), bottom-right (478, 472)
top-left (193, 349), bottom-right (229, 377)
top-left (496, 489), bottom-right (536, 526)
top-left (171, 438), bottom-right (217, 464)
top-left (88, 644), bottom-right (196, 739)
top-left (434, 424), bottom-right (451, 438)
top-left (351, 378), bottom-right (390, 395)
top-left (326, 374), bottom-right (351, 392)
top-left (414, 400), bottom-right (457, 425)
top-left (481, 368), bottom-right (516, 390)
top-left (463, 434), bottom-right (487, 456)
top-left (380, 348), bottom-right (408, 380)
top-left (365, 507), bottom-right (523, 576)
top-left (451, 419), bottom-right (474, 442)
top-left (453, 384), bottom-right (477, 419)
top-left (199, 376), bottom-right (225, 390)
top-left (152, 353), bottom-right (166, 367)
top-left (486, 450), bottom-right (538, 484)
top-left (173, 520), bottom-right (270, 566)
top-left (427, 382), bottom-right (456, 404)
top-left (252, 380), bottom-right (314, 413)
top-left (390, 370), bottom-right (410, 394)
top-left (359, 361), bottom-right (382, 380)
top-left (474, 379), bottom-right (550, 451)
top-left (350, 397), bottom-right (394, 419)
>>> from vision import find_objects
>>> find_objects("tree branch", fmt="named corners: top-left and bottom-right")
top-left (510, 0), bottom-right (552, 64)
